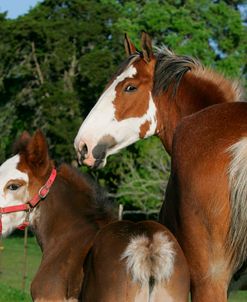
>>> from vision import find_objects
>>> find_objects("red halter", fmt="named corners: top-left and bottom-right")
top-left (0, 168), bottom-right (57, 235)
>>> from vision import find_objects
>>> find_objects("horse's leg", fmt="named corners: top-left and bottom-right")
top-left (191, 282), bottom-right (228, 302)
top-left (159, 175), bottom-right (179, 235)
top-left (31, 255), bottom-right (83, 302)
top-left (160, 172), bottom-right (232, 302)
top-left (183, 234), bottom-right (230, 302)
top-left (178, 193), bottom-right (232, 302)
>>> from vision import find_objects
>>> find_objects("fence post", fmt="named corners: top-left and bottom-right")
top-left (0, 237), bottom-right (3, 277)
top-left (21, 228), bottom-right (28, 292)
top-left (118, 204), bottom-right (123, 221)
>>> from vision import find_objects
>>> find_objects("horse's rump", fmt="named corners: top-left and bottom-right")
top-left (82, 220), bottom-right (189, 302)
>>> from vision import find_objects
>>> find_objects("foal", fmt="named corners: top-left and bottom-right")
top-left (0, 130), bottom-right (114, 301)
top-left (82, 220), bottom-right (189, 301)
top-left (0, 130), bottom-right (189, 301)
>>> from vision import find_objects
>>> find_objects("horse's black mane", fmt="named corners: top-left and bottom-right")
top-left (153, 47), bottom-right (202, 96)
top-left (110, 45), bottom-right (203, 100)
top-left (114, 47), bottom-right (202, 97)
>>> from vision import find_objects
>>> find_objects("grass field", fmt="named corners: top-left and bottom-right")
top-left (0, 234), bottom-right (246, 301)
top-left (0, 233), bottom-right (41, 301)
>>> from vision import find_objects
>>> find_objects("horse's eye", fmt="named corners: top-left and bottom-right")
top-left (124, 85), bottom-right (137, 92)
top-left (7, 184), bottom-right (20, 191)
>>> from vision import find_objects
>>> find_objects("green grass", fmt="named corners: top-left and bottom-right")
top-left (0, 235), bottom-right (247, 301)
top-left (0, 283), bottom-right (31, 302)
top-left (0, 232), bottom-right (41, 300)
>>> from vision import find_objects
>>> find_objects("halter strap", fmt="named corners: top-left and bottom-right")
top-left (0, 204), bottom-right (30, 214)
top-left (0, 168), bottom-right (57, 235)
top-left (28, 168), bottom-right (57, 207)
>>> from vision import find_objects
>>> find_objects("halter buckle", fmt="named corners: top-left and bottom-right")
top-left (38, 185), bottom-right (50, 199)
top-left (17, 208), bottom-right (31, 231)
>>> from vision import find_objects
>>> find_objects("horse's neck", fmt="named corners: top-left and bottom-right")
top-left (30, 175), bottom-right (100, 252)
top-left (157, 71), bottom-right (239, 153)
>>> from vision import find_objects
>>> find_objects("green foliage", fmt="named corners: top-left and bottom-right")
top-left (113, 0), bottom-right (246, 78)
top-left (229, 291), bottom-right (247, 302)
top-left (112, 137), bottom-right (170, 213)
top-left (0, 0), bottom-right (246, 212)
top-left (0, 284), bottom-right (31, 302)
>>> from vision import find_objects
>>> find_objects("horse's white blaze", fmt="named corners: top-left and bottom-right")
top-left (144, 93), bottom-right (157, 138)
top-left (103, 93), bottom-right (157, 157)
top-left (74, 64), bottom-right (137, 153)
top-left (0, 155), bottom-right (29, 236)
top-left (74, 64), bottom-right (157, 166)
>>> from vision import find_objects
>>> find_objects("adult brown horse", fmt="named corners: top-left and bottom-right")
top-left (74, 32), bottom-right (245, 301)
top-left (0, 130), bottom-right (189, 301)
top-left (162, 102), bottom-right (247, 302)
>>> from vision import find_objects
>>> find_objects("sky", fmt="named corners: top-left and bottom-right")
top-left (0, 1), bottom-right (246, 22)
top-left (0, 0), bottom-right (41, 19)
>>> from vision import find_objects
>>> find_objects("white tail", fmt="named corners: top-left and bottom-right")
top-left (228, 137), bottom-right (247, 270)
top-left (121, 232), bottom-right (175, 286)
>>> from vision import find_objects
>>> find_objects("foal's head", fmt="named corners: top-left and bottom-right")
top-left (74, 32), bottom-right (157, 168)
top-left (0, 130), bottom-right (52, 236)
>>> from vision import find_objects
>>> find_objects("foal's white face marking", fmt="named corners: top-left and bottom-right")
top-left (74, 62), bottom-right (157, 167)
top-left (0, 155), bottom-right (29, 237)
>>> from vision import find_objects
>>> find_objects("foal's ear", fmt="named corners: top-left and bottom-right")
top-left (26, 130), bottom-right (50, 173)
top-left (13, 131), bottom-right (31, 154)
top-left (124, 34), bottom-right (137, 56)
top-left (141, 31), bottom-right (153, 63)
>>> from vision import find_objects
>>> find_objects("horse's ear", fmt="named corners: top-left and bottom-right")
top-left (26, 130), bottom-right (50, 174)
top-left (13, 131), bottom-right (31, 154)
top-left (124, 34), bottom-right (137, 56)
top-left (141, 31), bottom-right (153, 63)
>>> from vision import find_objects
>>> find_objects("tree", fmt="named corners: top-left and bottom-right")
top-left (0, 0), bottom-right (245, 213)
top-left (110, 137), bottom-right (170, 214)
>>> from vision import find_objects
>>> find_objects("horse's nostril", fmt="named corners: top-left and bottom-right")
top-left (77, 142), bottom-right (89, 165)
top-left (80, 144), bottom-right (88, 159)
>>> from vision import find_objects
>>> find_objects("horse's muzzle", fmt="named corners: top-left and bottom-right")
top-left (77, 144), bottom-right (106, 168)
top-left (75, 135), bottom-right (117, 168)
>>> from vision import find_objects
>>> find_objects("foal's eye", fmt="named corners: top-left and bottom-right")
top-left (124, 85), bottom-right (137, 93)
top-left (7, 184), bottom-right (21, 191)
